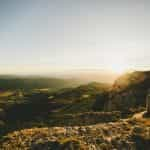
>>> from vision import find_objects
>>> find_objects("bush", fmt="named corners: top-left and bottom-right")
top-left (0, 109), bottom-right (5, 120)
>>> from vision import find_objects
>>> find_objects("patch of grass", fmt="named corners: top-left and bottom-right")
top-left (0, 91), bottom-right (13, 97)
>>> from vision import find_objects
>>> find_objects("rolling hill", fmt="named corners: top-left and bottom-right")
top-left (0, 76), bottom-right (83, 91)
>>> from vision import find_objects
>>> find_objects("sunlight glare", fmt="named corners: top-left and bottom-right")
top-left (106, 56), bottom-right (130, 74)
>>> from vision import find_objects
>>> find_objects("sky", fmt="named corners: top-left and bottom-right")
top-left (0, 0), bottom-right (150, 74)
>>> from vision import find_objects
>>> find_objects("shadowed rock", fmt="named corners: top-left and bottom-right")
top-left (146, 95), bottom-right (150, 114)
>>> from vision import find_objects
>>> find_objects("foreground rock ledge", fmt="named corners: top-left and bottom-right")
top-left (1, 119), bottom-right (150, 150)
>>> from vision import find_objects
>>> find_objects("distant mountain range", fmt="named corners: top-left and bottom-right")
top-left (0, 70), bottom-right (119, 90)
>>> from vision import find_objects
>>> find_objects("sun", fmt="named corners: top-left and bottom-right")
top-left (110, 63), bottom-right (129, 74)
top-left (106, 57), bottom-right (130, 74)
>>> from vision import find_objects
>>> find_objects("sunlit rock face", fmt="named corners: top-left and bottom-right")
top-left (106, 71), bottom-right (150, 111)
